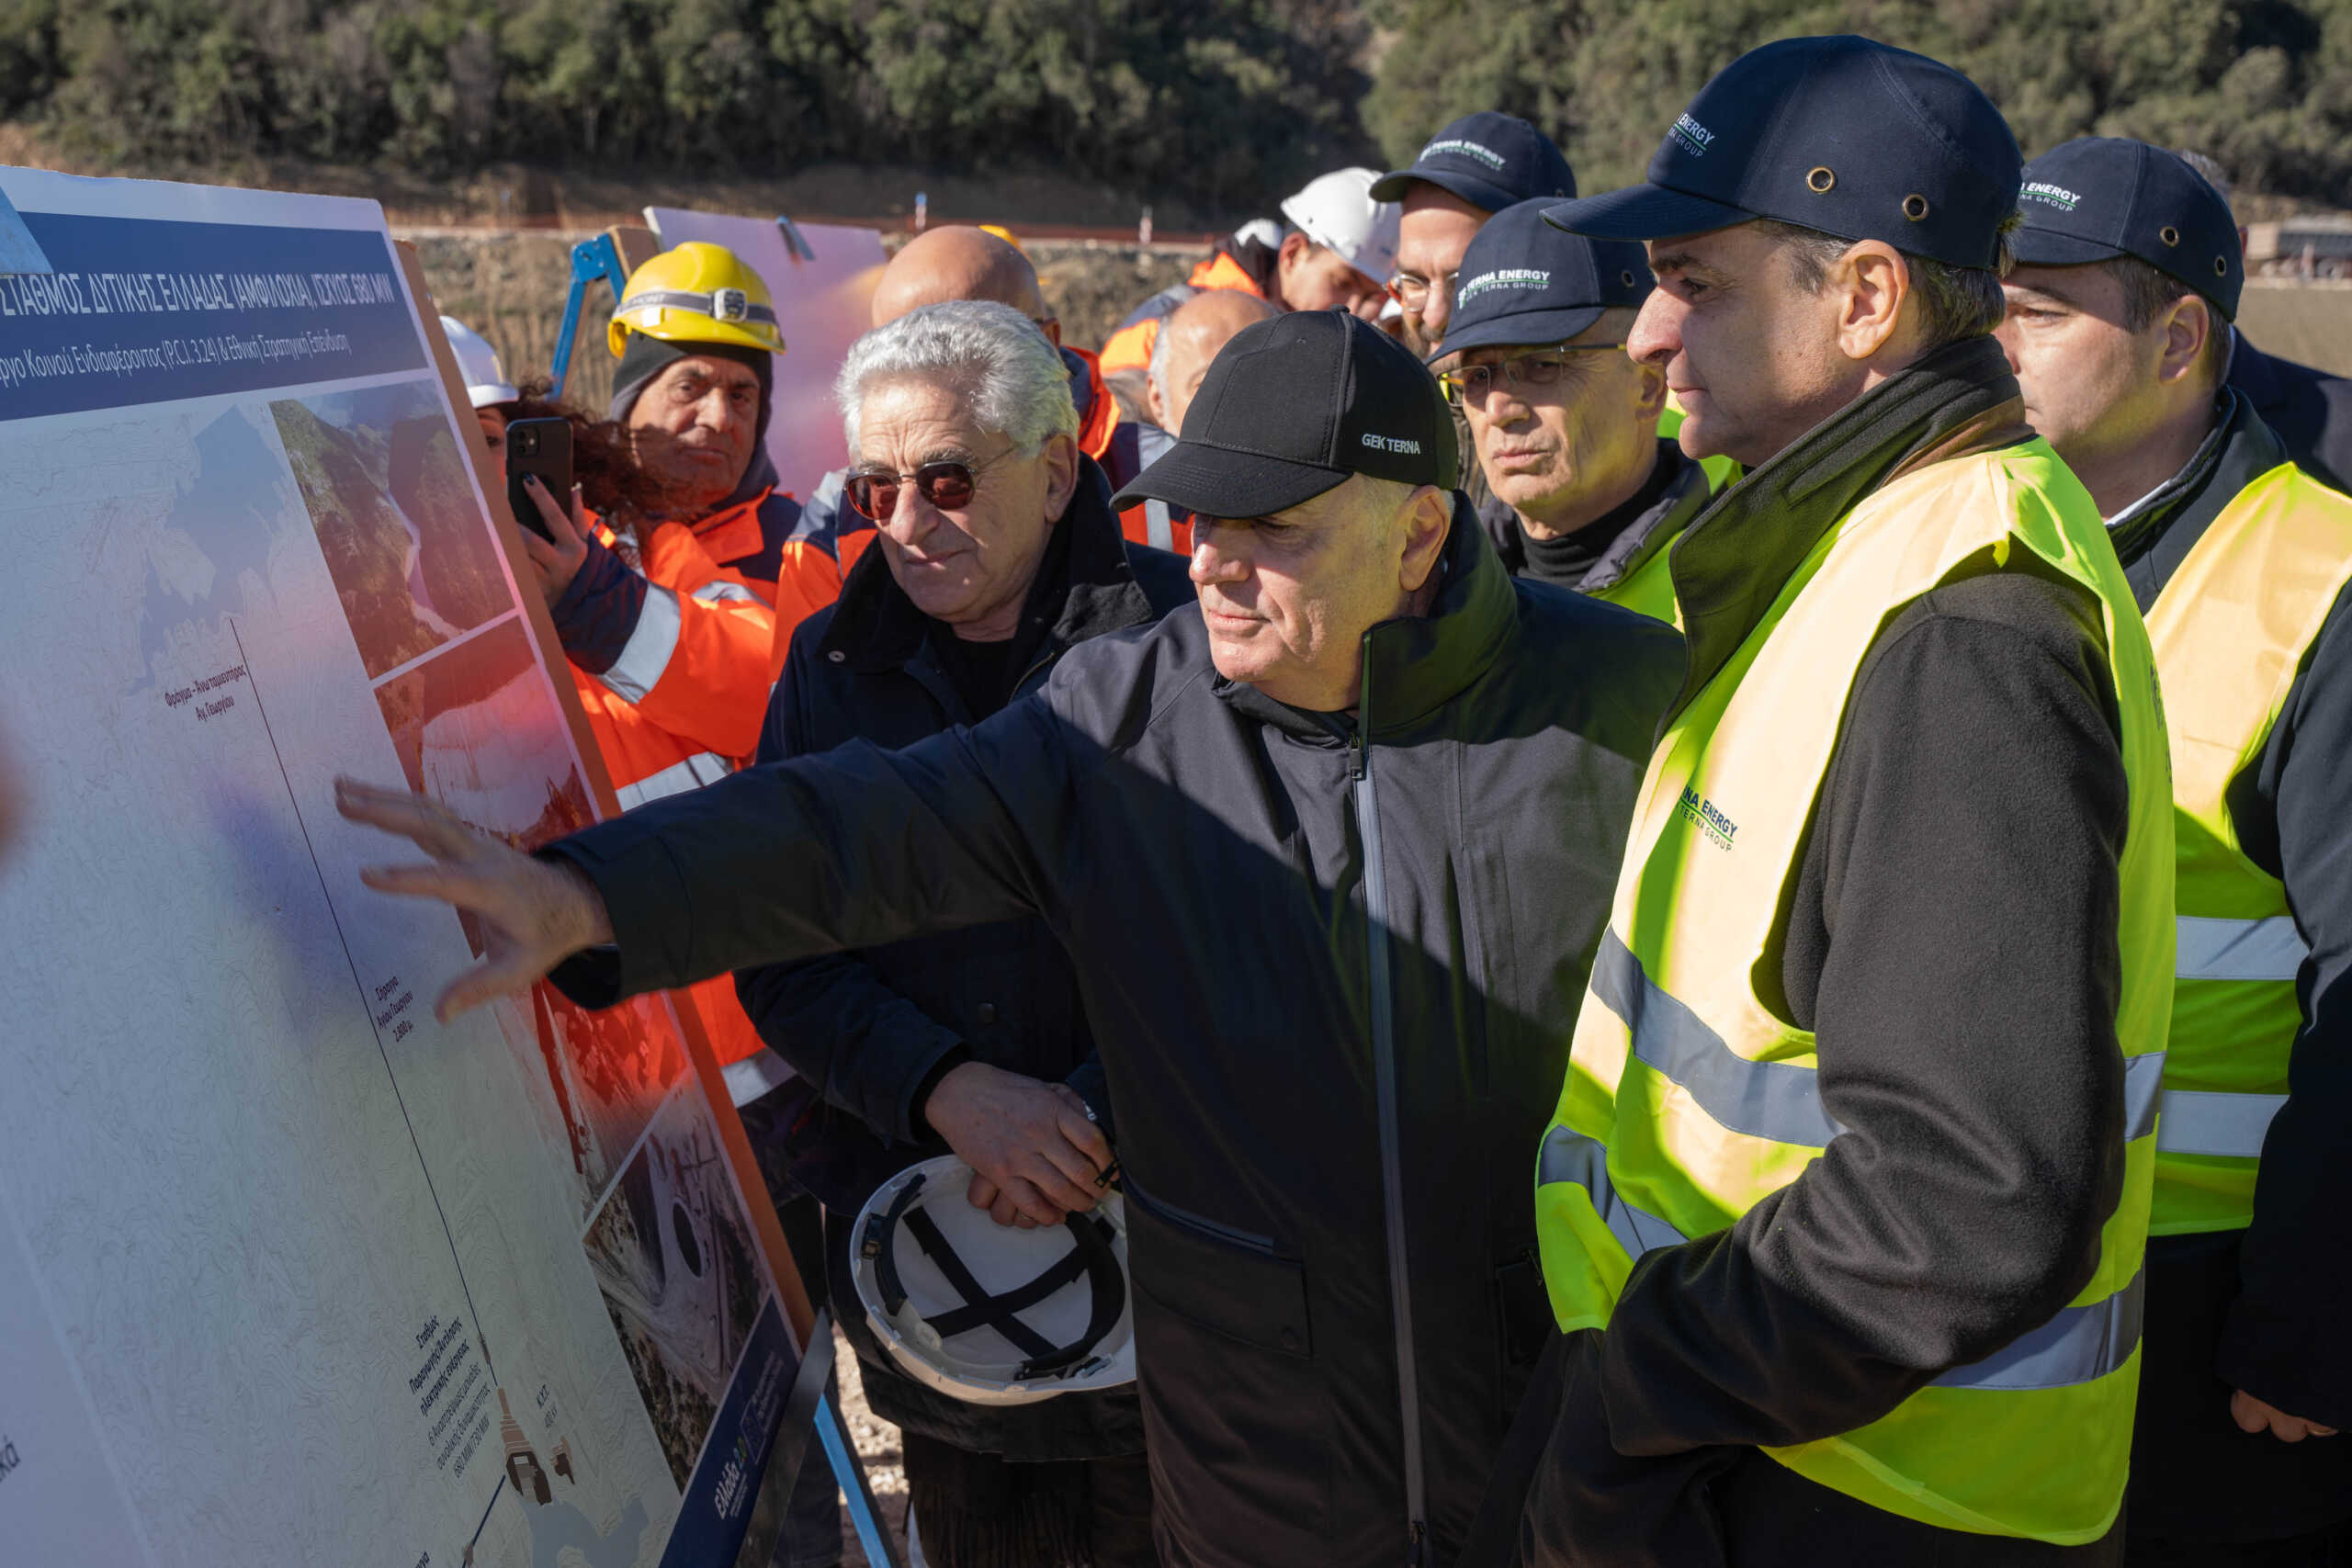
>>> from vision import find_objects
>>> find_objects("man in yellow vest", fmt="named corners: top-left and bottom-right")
top-left (1426, 198), bottom-right (1707, 622)
top-left (1479, 38), bottom-right (2177, 1565)
top-left (1999, 136), bottom-right (2352, 1567)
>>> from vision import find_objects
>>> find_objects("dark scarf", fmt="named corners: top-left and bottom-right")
top-left (1663, 333), bottom-right (2030, 724)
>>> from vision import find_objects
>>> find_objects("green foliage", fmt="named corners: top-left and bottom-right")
top-left (1368, 0), bottom-right (2352, 207)
top-left (6, 0), bottom-right (1374, 210)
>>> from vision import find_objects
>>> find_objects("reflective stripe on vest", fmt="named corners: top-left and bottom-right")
top-left (615, 750), bottom-right (731, 809)
top-left (1539, 439), bottom-right (2173, 1544)
top-left (2143, 461), bottom-right (2352, 1234)
top-left (1145, 499), bottom-right (1174, 553)
top-left (2155, 1088), bottom-right (2287, 1157)
top-left (1590, 930), bottom-right (2169, 1146)
top-left (1536, 1123), bottom-right (2150, 1391)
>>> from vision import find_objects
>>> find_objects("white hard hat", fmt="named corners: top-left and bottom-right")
top-left (440, 315), bottom-right (519, 409)
top-left (851, 1155), bottom-right (1134, 1407)
top-left (1279, 167), bottom-right (1402, 288)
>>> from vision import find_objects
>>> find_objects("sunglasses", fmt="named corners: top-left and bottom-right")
top-left (844, 447), bottom-right (1017, 519)
top-left (1437, 344), bottom-right (1632, 406)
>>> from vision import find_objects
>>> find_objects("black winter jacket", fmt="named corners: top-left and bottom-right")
top-left (736, 461), bottom-right (1193, 1462)
top-left (546, 503), bottom-right (1686, 1567)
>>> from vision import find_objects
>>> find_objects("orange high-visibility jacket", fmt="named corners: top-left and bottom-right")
top-left (559, 486), bottom-right (853, 1067)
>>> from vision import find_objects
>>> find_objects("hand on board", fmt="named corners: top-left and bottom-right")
top-left (923, 1061), bottom-right (1113, 1229)
top-left (517, 475), bottom-right (592, 609)
top-left (2233, 1389), bottom-right (2340, 1442)
top-left (334, 776), bottom-right (613, 1021)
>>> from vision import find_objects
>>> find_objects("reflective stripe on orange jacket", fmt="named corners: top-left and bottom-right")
top-left (560, 487), bottom-right (850, 1066)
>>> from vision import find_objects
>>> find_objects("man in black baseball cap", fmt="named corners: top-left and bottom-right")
top-left (2000, 137), bottom-right (2352, 1568)
top-left (1428, 197), bottom-right (1712, 619)
top-left (1481, 37), bottom-right (2174, 1567)
top-left (335, 307), bottom-right (1686, 1566)
top-left (1373, 111), bottom-right (1579, 355)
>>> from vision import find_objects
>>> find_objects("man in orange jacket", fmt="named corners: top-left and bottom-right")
top-left (447, 244), bottom-right (849, 1093)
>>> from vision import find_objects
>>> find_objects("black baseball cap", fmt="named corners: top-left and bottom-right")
top-left (1544, 36), bottom-right (2022, 270)
top-left (2011, 138), bottom-right (2244, 319)
top-left (1111, 312), bottom-right (1458, 518)
top-left (1432, 198), bottom-right (1654, 363)
top-left (1370, 111), bottom-right (1577, 213)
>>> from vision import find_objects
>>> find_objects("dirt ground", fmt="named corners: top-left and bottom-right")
top-left (827, 1325), bottom-right (911, 1568)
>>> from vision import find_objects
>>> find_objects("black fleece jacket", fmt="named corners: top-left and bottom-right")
top-left (1488, 337), bottom-right (2139, 1567)
top-left (2099, 393), bottom-right (2352, 1543)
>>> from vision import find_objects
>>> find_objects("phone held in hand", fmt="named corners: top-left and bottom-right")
top-left (504, 417), bottom-right (574, 543)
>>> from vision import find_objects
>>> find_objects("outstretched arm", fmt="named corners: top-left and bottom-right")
top-left (337, 694), bottom-right (1080, 1022)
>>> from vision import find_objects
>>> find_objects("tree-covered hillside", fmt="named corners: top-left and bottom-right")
top-left (1365, 0), bottom-right (2352, 207)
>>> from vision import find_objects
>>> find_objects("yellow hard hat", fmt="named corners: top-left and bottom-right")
top-left (607, 241), bottom-right (786, 358)
top-left (978, 223), bottom-right (1026, 254)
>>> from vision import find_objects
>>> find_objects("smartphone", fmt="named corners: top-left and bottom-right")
top-left (504, 417), bottom-right (573, 543)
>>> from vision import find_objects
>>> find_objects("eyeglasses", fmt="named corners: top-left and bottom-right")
top-left (1436, 344), bottom-right (1632, 406)
top-left (1388, 268), bottom-right (1462, 310)
top-left (844, 447), bottom-right (1018, 519)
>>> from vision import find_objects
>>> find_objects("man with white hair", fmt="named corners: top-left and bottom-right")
top-left (736, 299), bottom-right (1193, 1568)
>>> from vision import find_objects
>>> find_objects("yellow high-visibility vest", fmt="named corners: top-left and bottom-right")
top-left (1536, 439), bottom-right (2175, 1543)
top-left (2143, 461), bottom-right (2352, 1234)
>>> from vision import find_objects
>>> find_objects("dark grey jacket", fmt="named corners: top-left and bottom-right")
top-left (545, 507), bottom-right (1685, 1567)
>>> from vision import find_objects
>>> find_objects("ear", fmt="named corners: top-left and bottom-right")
top-left (2154, 293), bottom-right (2213, 389)
top-left (1397, 484), bottom-right (1453, 594)
top-left (1145, 372), bottom-right (1170, 430)
top-left (1830, 240), bottom-right (1910, 362)
top-left (1041, 432), bottom-right (1083, 518)
top-left (1040, 316), bottom-right (1064, 348)
top-left (1278, 231), bottom-right (1310, 275)
top-left (1630, 355), bottom-right (1669, 423)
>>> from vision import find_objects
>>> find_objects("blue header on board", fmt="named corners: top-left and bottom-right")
top-left (0, 211), bottom-right (425, 420)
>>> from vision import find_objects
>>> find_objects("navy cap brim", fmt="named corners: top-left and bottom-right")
top-left (1544, 183), bottom-right (1754, 243)
top-left (2008, 228), bottom-right (2133, 268)
top-left (1111, 439), bottom-right (1351, 520)
top-left (1425, 303), bottom-right (1609, 365)
top-left (1370, 167), bottom-right (1516, 213)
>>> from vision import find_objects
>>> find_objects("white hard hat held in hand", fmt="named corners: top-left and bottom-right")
top-left (1280, 167), bottom-right (1403, 290)
top-left (852, 1155), bottom-right (1136, 1406)
top-left (440, 315), bottom-right (519, 410)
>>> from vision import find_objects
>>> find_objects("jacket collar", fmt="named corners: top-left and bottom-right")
top-left (1216, 491), bottom-right (1518, 741)
top-left (1576, 443), bottom-right (1713, 596)
top-left (819, 457), bottom-right (1157, 674)
top-left (2106, 387), bottom-right (2288, 609)
top-left (1664, 333), bottom-right (2029, 724)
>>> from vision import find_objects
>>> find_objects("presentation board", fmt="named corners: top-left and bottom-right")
top-left (0, 168), bottom-right (808, 1568)
top-left (642, 209), bottom-right (888, 509)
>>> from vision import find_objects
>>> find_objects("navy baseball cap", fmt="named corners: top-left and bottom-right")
top-left (1431, 199), bottom-right (1654, 363)
top-left (2011, 139), bottom-right (2244, 319)
top-left (1544, 36), bottom-right (2023, 269)
top-left (1370, 111), bottom-right (1577, 213)
top-left (1111, 312), bottom-right (1458, 518)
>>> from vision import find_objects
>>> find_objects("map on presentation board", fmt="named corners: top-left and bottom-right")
top-left (0, 169), bottom-right (804, 1568)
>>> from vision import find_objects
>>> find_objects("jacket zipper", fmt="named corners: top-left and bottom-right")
top-left (1121, 1174), bottom-right (1281, 1257)
top-left (1348, 650), bottom-right (1430, 1567)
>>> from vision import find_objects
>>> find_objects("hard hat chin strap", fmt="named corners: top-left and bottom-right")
top-left (863, 1171), bottom-right (1128, 1382)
